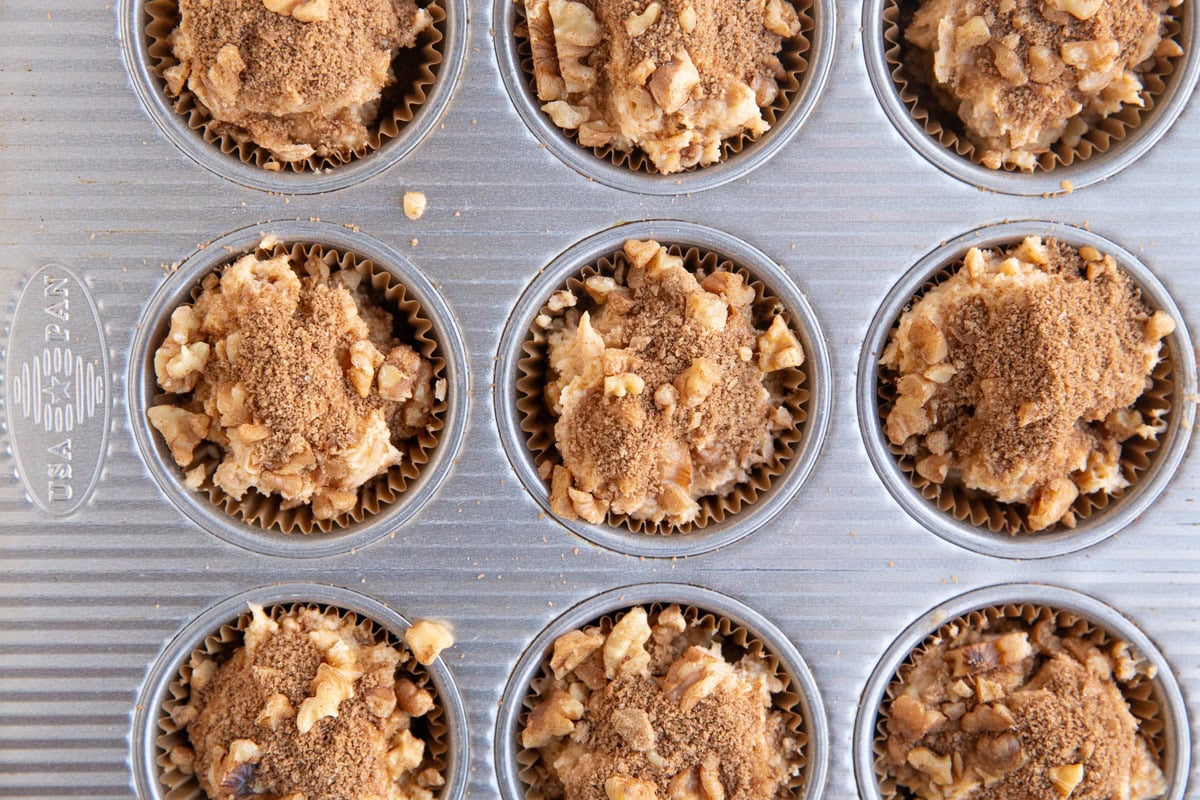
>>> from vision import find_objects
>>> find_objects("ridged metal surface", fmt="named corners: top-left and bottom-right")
top-left (1, 1), bottom-right (1198, 799)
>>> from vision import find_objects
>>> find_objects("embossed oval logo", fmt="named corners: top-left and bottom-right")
top-left (6, 265), bottom-right (110, 515)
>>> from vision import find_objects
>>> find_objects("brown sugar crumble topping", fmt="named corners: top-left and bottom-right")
top-left (168, 606), bottom-right (445, 800)
top-left (521, 605), bottom-right (803, 800)
top-left (149, 239), bottom-right (440, 523)
top-left (904, 0), bottom-right (1182, 170)
top-left (165, 0), bottom-right (432, 166)
top-left (539, 239), bottom-right (804, 528)
top-left (882, 612), bottom-right (1166, 800)
top-left (881, 236), bottom-right (1174, 532)
top-left (523, 0), bottom-right (802, 173)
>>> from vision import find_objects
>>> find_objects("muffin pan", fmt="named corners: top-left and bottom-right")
top-left (1, 1), bottom-right (1198, 799)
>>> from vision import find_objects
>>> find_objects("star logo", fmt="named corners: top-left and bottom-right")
top-left (42, 373), bottom-right (72, 405)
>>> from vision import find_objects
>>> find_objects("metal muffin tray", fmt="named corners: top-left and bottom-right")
top-left (1, 1), bottom-right (1197, 798)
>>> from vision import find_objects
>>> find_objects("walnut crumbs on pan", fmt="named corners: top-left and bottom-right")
top-left (537, 239), bottom-right (805, 530)
top-left (521, 605), bottom-right (803, 800)
top-left (880, 236), bottom-right (1174, 533)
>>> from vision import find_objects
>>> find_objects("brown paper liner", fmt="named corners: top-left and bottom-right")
top-left (143, 0), bottom-right (446, 173)
top-left (155, 602), bottom-right (450, 800)
top-left (516, 604), bottom-right (809, 800)
top-left (873, 602), bottom-right (1166, 800)
top-left (151, 240), bottom-right (448, 535)
top-left (516, 244), bottom-right (812, 535)
top-left (882, 0), bottom-right (1185, 173)
top-left (513, 0), bottom-right (813, 175)
top-left (875, 252), bottom-right (1175, 536)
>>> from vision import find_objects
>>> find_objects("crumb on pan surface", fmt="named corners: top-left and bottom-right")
top-left (903, 0), bottom-right (1183, 170)
top-left (164, 0), bottom-right (433, 166)
top-left (149, 241), bottom-right (438, 524)
top-left (537, 239), bottom-right (804, 529)
top-left (881, 609), bottom-right (1165, 800)
top-left (167, 604), bottom-right (446, 800)
top-left (880, 236), bottom-right (1174, 533)
top-left (523, 0), bottom-right (802, 174)
top-left (521, 604), bottom-right (803, 800)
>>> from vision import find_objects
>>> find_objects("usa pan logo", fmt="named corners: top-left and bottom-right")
top-left (5, 265), bottom-right (110, 515)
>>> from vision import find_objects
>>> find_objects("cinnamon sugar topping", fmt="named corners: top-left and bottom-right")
top-left (541, 239), bottom-right (803, 528)
top-left (171, 605), bottom-right (444, 800)
top-left (521, 605), bottom-right (802, 800)
top-left (149, 243), bottom-right (437, 523)
top-left (165, 0), bottom-right (432, 165)
top-left (881, 236), bottom-right (1173, 532)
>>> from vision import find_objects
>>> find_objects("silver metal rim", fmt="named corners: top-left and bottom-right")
top-left (494, 582), bottom-right (830, 800)
top-left (853, 583), bottom-right (1192, 800)
top-left (128, 220), bottom-right (470, 559)
top-left (862, 0), bottom-right (1200, 195)
top-left (492, 0), bottom-right (836, 194)
top-left (495, 220), bottom-right (833, 558)
top-left (856, 220), bottom-right (1197, 560)
top-left (117, 0), bottom-right (467, 195)
top-left (130, 583), bottom-right (470, 800)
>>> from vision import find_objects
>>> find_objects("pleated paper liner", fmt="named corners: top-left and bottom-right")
top-left (149, 239), bottom-right (447, 535)
top-left (143, 0), bottom-right (446, 173)
top-left (155, 602), bottom-right (450, 800)
top-left (516, 604), bottom-right (809, 800)
top-left (882, 0), bottom-right (1185, 173)
top-left (874, 255), bottom-right (1175, 536)
top-left (872, 602), bottom-right (1166, 800)
top-left (515, 243), bottom-right (812, 535)
top-left (512, 0), bottom-right (813, 175)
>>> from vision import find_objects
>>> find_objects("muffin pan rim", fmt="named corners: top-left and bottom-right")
top-left (860, 0), bottom-right (1200, 196)
top-left (493, 219), bottom-right (834, 558)
top-left (851, 581), bottom-right (1193, 800)
top-left (492, 581), bottom-right (831, 800)
top-left (855, 219), bottom-right (1198, 560)
top-left (127, 220), bottom-right (471, 559)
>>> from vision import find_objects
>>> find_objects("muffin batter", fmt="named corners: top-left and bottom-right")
top-left (165, 0), bottom-right (432, 165)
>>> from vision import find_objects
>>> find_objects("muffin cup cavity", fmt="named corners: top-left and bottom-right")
top-left (853, 584), bottom-right (1190, 800)
top-left (132, 584), bottom-right (469, 800)
top-left (493, 0), bottom-right (835, 194)
top-left (495, 221), bottom-right (831, 558)
top-left (130, 221), bottom-right (468, 558)
top-left (495, 583), bottom-right (829, 800)
top-left (857, 221), bottom-right (1196, 559)
top-left (863, 0), bottom-right (1199, 195)
top-left (121, 0), bottom-right (464, 193)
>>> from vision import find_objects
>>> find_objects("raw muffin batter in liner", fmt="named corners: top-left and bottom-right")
top-left (517, 603), bottom-right (809, 800)
top-left (145, 0), bottom-right (446, 172)
top-left (874, 602), bottom-right (1167, 800)
top-left (156, 603), bottom-right (451, 800)
top-left (883, 0), bottom-right (1185, 172)
top-left (148, 239), bottom-right (447, 535)
top-left (516, 241), bottom-right (812, 535)
top-left (514, 0), bottom-right (812, 174)
top-left (876, 236), bottom-right (1175, 536)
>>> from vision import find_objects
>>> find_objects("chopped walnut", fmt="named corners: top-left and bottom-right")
top-left (405, 620), bottom-right (454, 665)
